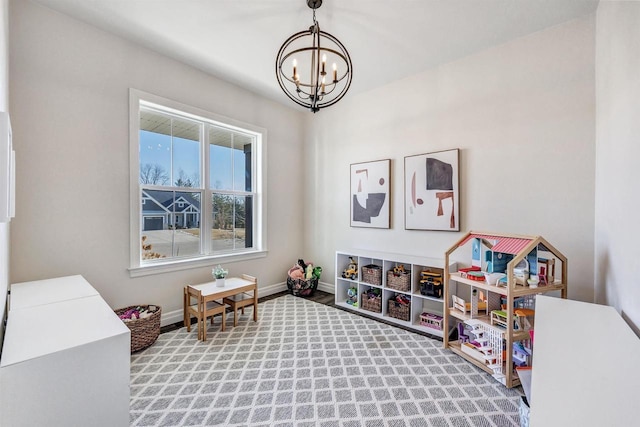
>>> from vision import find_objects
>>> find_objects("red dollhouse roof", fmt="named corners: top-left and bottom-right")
top-left (461, 233), bottom-right (533, 255)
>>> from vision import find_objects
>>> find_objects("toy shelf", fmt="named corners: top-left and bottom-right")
top-left (443, 231), bottom-right (568, 389)
top-left (335, 249), bottom-right (456, 338)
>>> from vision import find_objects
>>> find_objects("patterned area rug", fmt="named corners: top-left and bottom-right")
top-left (130, 295), bottom-right (522, 426)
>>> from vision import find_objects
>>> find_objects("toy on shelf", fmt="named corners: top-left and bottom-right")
top-left (460, 319), bottom-right (505, 380)
top-left (484, 272), bottom-right (506, 286)
top-left (395, 294), bottom-right (411, 305)
top-left (457, 323), bottom-right (470, 343)
top-left (490, 310), bottom-right (508, 328)
top-left (459, 266), bottom-right (481, 279)
top-left (420, 312), bottom-right (444, 331)
top-left (514, 308), bottom-right (535, 330)
top-left (538, 258), bottom-right (556, 283)
top-left (513, 258), bottom-right (529, 285)
top-left (346, 287), bottom-right (358, 307)
top-left (393, 264), bottom-right (406, 275)
top-left (342, 257), bottom-right (358, 280)
top-left (420, 270), bottom-right (443, 298)
top-left (466, 271), bottom-right (486, 282)
top-left (452, 290), bottom-right (488, 315)
top-left (512, 341), bottom-right (533, 367)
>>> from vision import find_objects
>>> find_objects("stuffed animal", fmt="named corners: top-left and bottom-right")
top-left (288, 264), bottom-right (305, 280)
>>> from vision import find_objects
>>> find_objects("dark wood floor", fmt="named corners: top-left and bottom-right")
top-left (167, 289), bottom-right (443, 341)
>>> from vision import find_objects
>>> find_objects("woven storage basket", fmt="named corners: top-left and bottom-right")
top-left (361, 293), bottom-right (382, 313)
top-left (388, 300), bottom-right (411, 321)
top-left (287, 276), bottom-right (318, 297)
top-left (115, 305), bottom-right (161, 353)
top-left (361, 265), bottom-right (382, 286)
top-left (387, 270), bottom-right (411, 292)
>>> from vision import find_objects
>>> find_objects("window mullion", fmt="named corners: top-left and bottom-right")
top-left (202, 125), bottom-right (212, 255)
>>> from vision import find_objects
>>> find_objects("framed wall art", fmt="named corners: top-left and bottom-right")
top-left (404, 148), bottom-right (459, 231)
top-left (350, 159), bottom-right (390, 228)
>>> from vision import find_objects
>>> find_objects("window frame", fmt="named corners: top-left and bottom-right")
top-left (129, 89), bottom-right (267, 277)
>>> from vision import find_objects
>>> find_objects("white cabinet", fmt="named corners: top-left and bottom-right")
top-left (530, 296), bottom-right (640, 427)
top-left (8, 274), bottom-right (99, 310)
top-left (335, 249), bottom-right (455, 337)
top-left (0, 276), bottom-right (130, 427)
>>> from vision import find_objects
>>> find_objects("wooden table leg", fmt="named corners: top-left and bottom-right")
top-left (253, 285), bottom-right (258, 322)
top-left (183, 287), bottom-right (190, 331)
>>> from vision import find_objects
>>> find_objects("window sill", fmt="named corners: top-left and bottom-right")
top-left (128, 250), bottom-right (268, 278)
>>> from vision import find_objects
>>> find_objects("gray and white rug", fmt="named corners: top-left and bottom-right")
top-left (130, 295), bottom-right (522, 426)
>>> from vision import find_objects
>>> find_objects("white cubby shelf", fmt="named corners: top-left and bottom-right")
top-left (335, 249), bottom-right (456, 338)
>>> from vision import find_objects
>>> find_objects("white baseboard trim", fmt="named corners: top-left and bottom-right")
top-left (317, 281), bottom-right (335, 294)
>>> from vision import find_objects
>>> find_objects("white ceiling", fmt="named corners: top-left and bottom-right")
top-left (32, 0), bottom-right (599, 111)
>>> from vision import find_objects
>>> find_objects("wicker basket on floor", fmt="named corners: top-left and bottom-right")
top-left (115, 305), bottom-right (162, 353)
top-left (287, 276), bottom-right (318, 297)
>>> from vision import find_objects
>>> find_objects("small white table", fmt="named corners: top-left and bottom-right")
top-left (183, 276), bottom-right (258, 339)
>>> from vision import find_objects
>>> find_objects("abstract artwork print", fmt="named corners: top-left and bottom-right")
top-left (405, 149), bottom-right (459, 231)
top-left (350, 159), bottom-right (390, 229)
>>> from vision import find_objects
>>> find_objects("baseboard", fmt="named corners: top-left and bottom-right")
top-left (161, 280), bottom-right (335, 326)
top-left (317, 280), bottom-right (335, 294)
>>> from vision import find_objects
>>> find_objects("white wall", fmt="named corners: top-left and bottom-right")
top-left (9, 0), bottom-right (305, 323)
top-left (304, 15), bottom-right (596, 302)
top-left (0, 0), bottom-right (9, 345)
top-left (595, 1), bottom-right (640, 330)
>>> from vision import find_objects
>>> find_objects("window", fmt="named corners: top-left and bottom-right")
top-left (129, 90), bottom-right (266, 275)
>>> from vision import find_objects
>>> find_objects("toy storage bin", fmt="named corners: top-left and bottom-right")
top-left (115, 304), bottom-right (161, 353)
top-left (287, 276), bottom-right (318, 297)
top-left (386, 270), bottom-right (411, 292)
top-left (361, 265), bottom-right (382, 286)
top-left (388, 299), bottom-right (410, 321)
top-left (361, 293), bottom-right (382, 313)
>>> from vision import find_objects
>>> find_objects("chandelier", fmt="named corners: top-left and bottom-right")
top-left (275, 0), bottom-right (353, 113)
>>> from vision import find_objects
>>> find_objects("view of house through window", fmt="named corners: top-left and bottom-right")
top-left (135, 101), bottom-right (260, 266)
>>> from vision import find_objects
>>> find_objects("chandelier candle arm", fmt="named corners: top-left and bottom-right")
top-left (275, 0), bottom-right (352, 113)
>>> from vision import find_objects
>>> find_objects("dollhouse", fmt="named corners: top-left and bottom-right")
top-left (443, 231), bottom-right (568, 388)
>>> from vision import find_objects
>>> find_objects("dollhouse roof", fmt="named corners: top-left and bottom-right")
top-left (460, 233), bottom-right (533, 255)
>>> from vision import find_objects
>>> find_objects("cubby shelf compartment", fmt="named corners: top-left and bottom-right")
top-left (443, 231), bottom-right (568, 388)
top-left (335, 249), bottom-right (456, 338)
